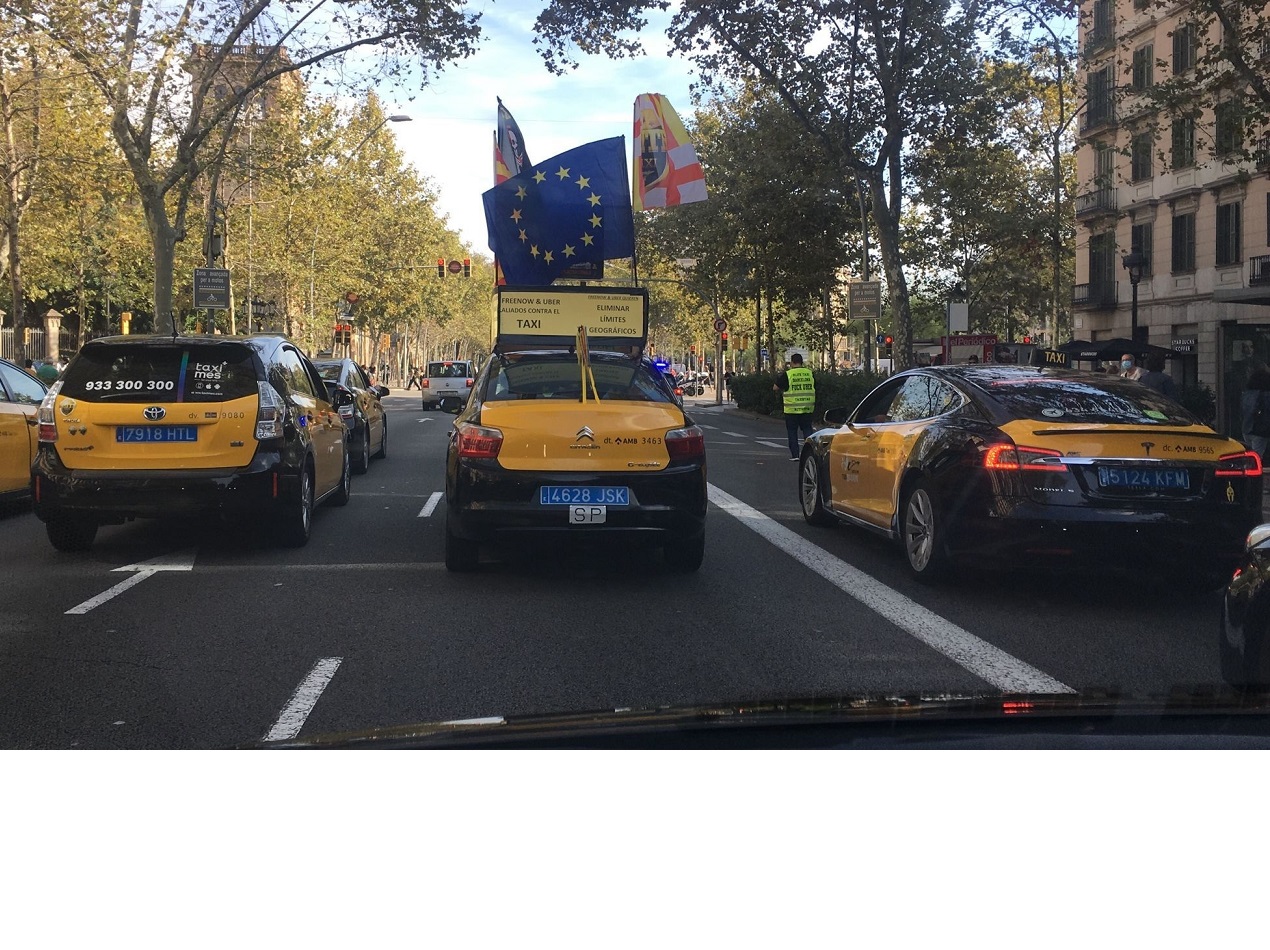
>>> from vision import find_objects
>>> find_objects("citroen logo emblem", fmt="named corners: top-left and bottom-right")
top-left (1141, 441), bottom-right (1154, 456)
top-left (575, 426), bottom-right (595, 442)
top-left (143, 406), bottom-right (166, 421)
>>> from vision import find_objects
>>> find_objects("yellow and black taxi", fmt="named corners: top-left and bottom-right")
top-left (32, 334), bottom-right (350, 551)
top-left (313, 356), bottom-right (389, 473)
top-left (0, 356), bottom-right (47, 503)
top-left (798, 363), bottom-right (1262, 587)
top-left (443, 287), bottom-right (707, 572)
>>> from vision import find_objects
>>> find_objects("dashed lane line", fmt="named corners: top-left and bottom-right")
top-left (418, 492), bottom-right (444, 517)
top-left (263, 658), bottom-right (343, 742)
top-left (707, 483), bottom-right (1075, 695)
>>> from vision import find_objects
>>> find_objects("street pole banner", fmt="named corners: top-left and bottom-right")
top-left (848, 281), bottom-right (881, 320)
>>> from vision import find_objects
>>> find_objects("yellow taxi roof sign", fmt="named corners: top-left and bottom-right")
top-left (495, 286), bottom-right (648, 352)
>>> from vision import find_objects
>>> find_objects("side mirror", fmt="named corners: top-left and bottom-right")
top-left (334, 389), bottom-right (354, 408)
top-left (374, 385), bottom-right (390, 398)
top-left (822, 406), bottom-right (850, 427)
top-left (1248, 524), bottom-right (1270, 554)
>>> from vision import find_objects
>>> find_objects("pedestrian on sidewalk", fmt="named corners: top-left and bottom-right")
top-left (773, 353), bottom-right (816, 459)
top-left (1241, 359), bottom-right (1270, 461)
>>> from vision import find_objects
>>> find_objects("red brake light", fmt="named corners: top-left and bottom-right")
top-left (666, 425), bottom-right (705, 462)
top-left (421, 379), bottom-right (429, 388)
top-left (456, 423), bottom-right (503, 458)
top-left (1216, 451), bottom-right (1263, 477)
top-left (466, 378), bottom-right (474, 388)
top-left (982, 442), bottom-right (1064, 471)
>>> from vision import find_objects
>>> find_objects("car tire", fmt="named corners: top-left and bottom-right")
top-left (329, 448), bottom-right (352, 507)
top-left (373, 418), bottom-right (388, 459)
top-left (902, 480), bottom-right (949, 583)
top-left (353, 425), bottom-right (370, 474)
top-left (445, 511), bottom-right (479, 572)
top-left (664, 530), bottom-right (705, 573)
top-left (278, 464), bottom-right (314, 547)
top-left (799, 453), bottom-right (834, 526)
top-left (46, 516), bottom-right (98, 552)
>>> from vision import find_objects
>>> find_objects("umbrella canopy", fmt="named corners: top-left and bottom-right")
top-left (1057, 337), bottom-right (1175, 361)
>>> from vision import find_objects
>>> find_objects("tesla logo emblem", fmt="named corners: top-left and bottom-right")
top-left (143, 406), bottom-right (166, 421)
top-left (1141, 441), bottom-right (1154, 456)
top-left (575, 426), bottom-right (595, 442)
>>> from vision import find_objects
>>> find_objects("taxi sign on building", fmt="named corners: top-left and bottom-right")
top-left (494, 286), bottom-right (649, 351)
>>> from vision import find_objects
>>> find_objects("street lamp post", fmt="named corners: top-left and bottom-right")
top-left (1121, 248), bottom-right (1146, 343)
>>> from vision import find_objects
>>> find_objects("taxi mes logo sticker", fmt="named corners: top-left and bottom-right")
top-left (191, 361), bottom-right (228, 393)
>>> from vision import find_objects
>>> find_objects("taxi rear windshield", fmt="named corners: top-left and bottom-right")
top-left (314, 362), bottom-right (343, 381)
top-left (989, 377), bottom-right (1199, 426)
top-left (428, 362), bottom-right (470, 378)
top-left (60, 344), bottom-right (260, 402)
top-left (484, 356), bottom-right (674, 403)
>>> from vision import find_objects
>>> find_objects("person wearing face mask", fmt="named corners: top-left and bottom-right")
top-left (1118, 353), bottom-right (1143, 381)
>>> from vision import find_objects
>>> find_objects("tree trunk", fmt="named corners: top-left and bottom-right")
top-left (143, 190), bottom-right (180, 336)
top-left (866, 168), bottom-right (913, 369)
top-left (765, 290), bottom-right (776, 372)
top-left (754, 290), bottom-right (762, 374)
top-left (76, 256), bottom-right (86, 353)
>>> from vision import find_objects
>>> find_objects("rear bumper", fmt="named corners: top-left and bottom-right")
top-left (949, 495), bottom-right (1259, 572)
top-left (31, 446), bottom-right (298, 522)
top-left (446, 456), bottom-right (707, 543)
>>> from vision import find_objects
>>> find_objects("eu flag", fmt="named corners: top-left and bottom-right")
top-left (482, 137), bottom-right (635, 286)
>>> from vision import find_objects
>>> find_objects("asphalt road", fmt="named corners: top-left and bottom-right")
top-left (0, 389), bottom-right (1241, 748)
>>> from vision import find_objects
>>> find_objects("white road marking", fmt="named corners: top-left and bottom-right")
top-left (443, 716), bottom-right (506, 726)
top-left (68, 549), bottom-right (198, 615)
top-left (707, 483), bottom-right (1075, 695)
top-left (65, 570), bottom-right (158, 615)
top-left (417, 417), bottom-right (433, 422)
top-left (698, 424), bottom-right (718, 430)
top-left (418, 492), bottom-right (443, 517)
top-left (263, 657), bottom-right (343, 742)
top-left (723, 430), bottom-right (749, 438)
top-left (756, 440), bottom-right (787, 449)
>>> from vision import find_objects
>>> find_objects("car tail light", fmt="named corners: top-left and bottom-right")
top-left (1216, 450), bottom-right (1263, 477)
top-left (37, 381), bottom-right (62, 442)
top-left (666, 425), bottom-right (705, 462)
top-left (456, 422), bottom-right (503, 458)
top-left (466, 378), bottom-right (474, 388)
top-left (982, 442), bottom-right (1064, 472)
top-left (256, 381), bottom-right (285, 440)
top-left (421, 379), bottom-right (430, 389)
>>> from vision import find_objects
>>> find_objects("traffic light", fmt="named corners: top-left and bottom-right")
top-left (463, 258), bottom-right (471, 278)
top-left (436, 258), bottom-right (445, 278)
top-left (721, 331), bottom-right (728, 351)
top-left (884, 334), bottom-right (894, 358)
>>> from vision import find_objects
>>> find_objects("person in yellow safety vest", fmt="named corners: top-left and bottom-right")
top-left (772, 352), bottom-right (816, 459)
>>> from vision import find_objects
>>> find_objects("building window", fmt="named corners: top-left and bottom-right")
top-left (1172, 116), bottom-right (1195, 169)
top-left (1130, 132), bottom-right (1153, 181)
top-left (1094, 140), bottom-right (1115, 187)
top-left (1131, 45), bottom-right (1154, 91)
top-left (1131, 222), bottom-right (1153, 275)
top-left (1216, 202), bottom-right (1242, 267)
top-left (1172, 212), bottom-right (1196, 273)
top-left (1090, 231), bottom-right (1116, 294)
top-left (1090, 0), bottom-right (1114, 47)
top-left (1173, 22), bottom-right (1198, 74)
top-left (1084, 64), bottom-right (1115, 130)
top-left (1215, 101), bottom-right (1243, 158)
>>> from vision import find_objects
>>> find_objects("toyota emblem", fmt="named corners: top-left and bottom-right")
top-left (143, 406), bottom-right (166, 421)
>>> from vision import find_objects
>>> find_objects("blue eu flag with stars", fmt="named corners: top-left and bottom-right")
top-left (482, 137), bottom-right (635, 286)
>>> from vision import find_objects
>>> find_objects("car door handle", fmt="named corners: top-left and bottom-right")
top-left (26, 418), bottom-right (38, 426)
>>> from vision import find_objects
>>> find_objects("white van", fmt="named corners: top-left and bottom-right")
top-left (421, 360), bottom-right (475, 410)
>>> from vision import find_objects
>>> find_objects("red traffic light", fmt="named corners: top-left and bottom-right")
top-left (1022, 336), bottom-right (1032, 344)
top-left (690, 344), bottom-right (696, 352)
top-left (884, 335), bottom-right (893, 345)
top-left (436, 257), bottom-right (445, 278)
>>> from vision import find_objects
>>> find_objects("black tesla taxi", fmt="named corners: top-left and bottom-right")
top-left (797, 363), bottom-right (1261, 586)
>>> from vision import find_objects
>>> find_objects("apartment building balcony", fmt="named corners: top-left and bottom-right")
top-left (1072, 282), bottom-right (1119, 309)
top-left (1075, 187), bottom-right (1118, 219)
top-left (1251, 255), bottom-right (1270, 286)
top-left (1079, 95), bottom-right (1116, 135)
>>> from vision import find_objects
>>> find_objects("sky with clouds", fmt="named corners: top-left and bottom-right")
top-left (377, 0), bottom-right (701, 252)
